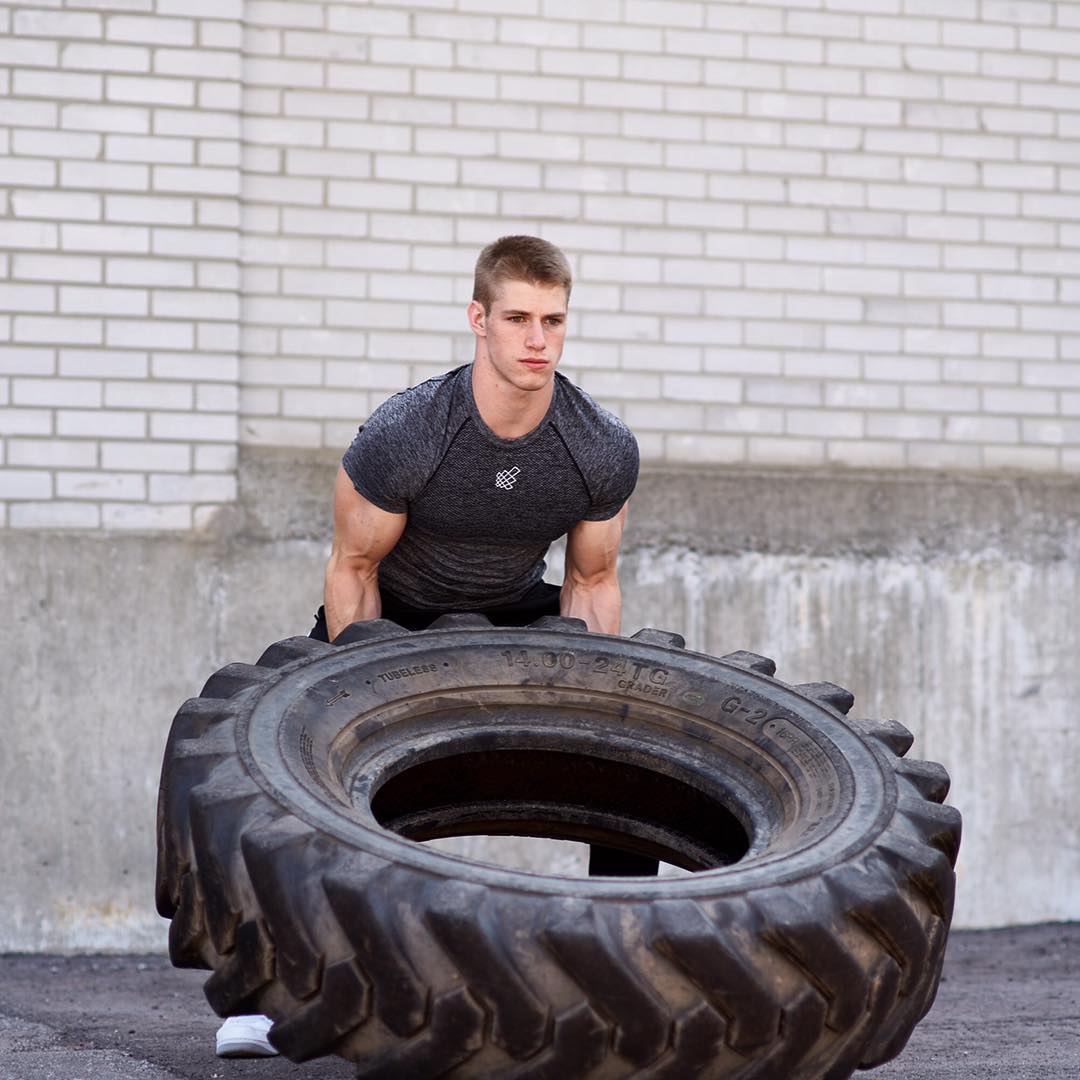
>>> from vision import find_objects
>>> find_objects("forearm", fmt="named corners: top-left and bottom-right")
top-left (324, 557), bottom-right (381, 641)
top-left (560, 575), bottom-right (621, 635)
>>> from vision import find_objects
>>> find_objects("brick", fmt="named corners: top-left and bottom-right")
top-left (786, 409), bottom-right (864, 439)
top-left (747, 435), bottom-right (825, 466)
top-left (665, 27), bottom-right (743, 58)
top-left (106, 258), bottom-right (193, 288)
top-left (100, 440), bottom-right (189, 470)
top-left (0, 407), bottom-right (52, 435)
top-left (282, 388), bottom-right (369, 419)
top-left (104, 380), bottom-right (193, 410)
top-left (671, 86), bottom-right (746, 115)
top-left (58, 218), bottom-right (152, 256)
top-left (981, 275), bottom-right (1054, 304)
top-left (583, 194), bottom-right (664, 225)
top-left (60, 349), bottom-right (148, 378)
top-left (944, 358), bottom-right (1019, 384)
top-left (950, 245), bottom-right (1015, 272)
top-left (1023, 418), bottom-right (1080, 446)
top-left (153, 353), bottom-right (237, 382)
top-left (150, 412), bottom-right (237, 441)
top-left (0, 284), bottom-right (55, 314)
top-left (903, 271), bottom-right (977, 299)
top-left (15, 69), bottom-right (103, 101)
top-left (703, 403), bottom-right (783, 434)
top-left (662, 373), bottom-right (741, 403)
top-left (866, 412), bottom-right (943, 440)
top-left (57, 409), bottom-right (146, 438)
top-left (12, 377), bottom-right (101, 408)
top-left (904, 327), bottom-right (978, 356)
top-left (3, 100), bottom-right (60, 129)
top-left (160, 0), bottom-right (242, 15)
top-left (7, 439), bottom-right (97, 468)
top-left (828, 439), bottom-right (907, 468)
top-left (107, 15), bottom-right (194, 46)
top-left (60, 161), bottom-right (149, 192)
top-left (828, 153), bottom-right (902, 182)
top-left (107, 320), bottom-right (193, 350)
top-left (15, 9), bottom-right (103, 37)
top-left (60, 285), bottom-right (146, 317)
top-left (62, 42), bottom-right (150, 74)
top-left (328, 64), bottom-right (411, 93)
top-left (982, 107), bottom-right (1053, 136)
top-left (1022, 306), bottom-right (1080, 334)
top-left (666, 433), bottom-right (746, 464)
top-left (944, 415), bottom-right (1019, 442)
top-left (541, 47), bottom-right (617, 78)
top-left (149, 473), bottom-right (236, 502)
top-left (904, 384), bottom-right (980, 412)
top-left (747, 148), bottom-right (823, 176)
top-left (238, 417), bottom-right (322, 446)
top-left (10, 502), bottom-right (101, 528)
top-left (247, 1), bottom-right (325, 28)
top-left (504, 73), bottom-right (581, 105)
top-left (107, 134), bottom-right (193, 165)
top-left (62, 103), bottom-right (149, 134)
top-left (983, 387), bottom-right (1057, 415)
top-left (57, 471), bottom-right (146, 500)
top-left (0, 38), bottom-right (59, 67)
top-left (15, 316), bottom-right (102, 346)
top-left (863, 355), bottom-right (939, 383)
top-left (1020, 26), bottom-right (1080, 54)
top-left (583, 311), bottom-right (656, 339)
top-left (102, 503), bottom-right (191, 529)
top-left (940, 133), bottom-right (1016, 163)
top-left (153, 166), bottom-right (239, 196)
top-left (0, 347), bottom-right (56, 376)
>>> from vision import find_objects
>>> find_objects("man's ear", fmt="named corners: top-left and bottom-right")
top-left (467, 299), bottom-right (487, 336)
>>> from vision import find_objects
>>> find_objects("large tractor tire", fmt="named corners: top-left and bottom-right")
top-left (156, 615), bottom-right (961, 1078)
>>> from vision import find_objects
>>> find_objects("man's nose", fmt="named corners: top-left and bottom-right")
top-left (525, 319), bottom-right (546, 348)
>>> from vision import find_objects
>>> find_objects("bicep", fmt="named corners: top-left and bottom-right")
top-left (565, 503), bottom-right (628, 581)
top-left (331, 466), bottom-right (407, 566)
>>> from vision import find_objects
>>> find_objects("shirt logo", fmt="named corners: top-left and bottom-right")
top-left (495, 466), bottom-right (520, 490)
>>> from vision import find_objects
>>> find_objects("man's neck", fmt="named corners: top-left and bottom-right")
top-left (470, 356), bottom-right (555, 439)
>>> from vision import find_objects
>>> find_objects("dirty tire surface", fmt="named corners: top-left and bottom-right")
top-left (156, 615), bottom-right (962, 1078)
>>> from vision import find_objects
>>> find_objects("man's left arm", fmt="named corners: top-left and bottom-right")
top-left (560, 503), bottom-right (628, 635)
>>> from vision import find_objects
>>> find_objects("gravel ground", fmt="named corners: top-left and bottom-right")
top-left (0, 923), bottom-right (1076, 1079)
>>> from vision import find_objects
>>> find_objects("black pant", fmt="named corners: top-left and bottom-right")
top-left (310, 582), bottom-right (659, 878)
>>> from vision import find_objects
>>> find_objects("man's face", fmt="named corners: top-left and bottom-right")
top-left (470, 278), bottom-right (568, 393)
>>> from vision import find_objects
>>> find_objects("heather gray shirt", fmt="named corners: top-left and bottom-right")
top-left (342, 365), bottom-right (639, 610)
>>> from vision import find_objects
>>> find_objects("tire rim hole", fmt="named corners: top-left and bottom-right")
top-left (368, 747), bottom-right (750, 873)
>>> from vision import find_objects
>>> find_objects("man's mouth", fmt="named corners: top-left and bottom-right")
top-left (519, 358), bottom-right (548, 367)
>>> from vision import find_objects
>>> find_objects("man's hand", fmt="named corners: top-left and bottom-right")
top-left (560, 504), bottom-right (628, 635)
top-left (324, 467), bottom-right (407, 640)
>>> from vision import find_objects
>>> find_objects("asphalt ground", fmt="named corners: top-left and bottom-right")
top-left (0, 923), bottom-right (1076, 1079)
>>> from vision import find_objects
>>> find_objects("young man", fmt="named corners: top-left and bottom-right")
top-left (316, 233), bottom-right (639, 641)
top-left (215, 235), bottom-right (642, 1059)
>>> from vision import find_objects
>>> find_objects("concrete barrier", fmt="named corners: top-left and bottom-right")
top-left (2, 450), bottom-right (1076, 950)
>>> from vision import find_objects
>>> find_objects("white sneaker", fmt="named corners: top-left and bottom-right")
top-left (215, 1014), bottom-right (279, 1058)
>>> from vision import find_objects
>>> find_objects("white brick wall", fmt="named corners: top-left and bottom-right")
top-left (0, 0), bottom-right (241, 530)
top-left (2, 0), bottom-right (1080, 529)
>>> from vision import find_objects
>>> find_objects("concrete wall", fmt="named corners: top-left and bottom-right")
top-left (2, 452), bottom-right (1077, 951)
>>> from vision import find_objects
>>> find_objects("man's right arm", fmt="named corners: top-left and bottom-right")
top-left (324, 466), bottom-right (407, 641)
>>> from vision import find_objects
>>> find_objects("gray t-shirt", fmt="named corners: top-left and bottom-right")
top-left (342, 365), bottom-right (639, 610)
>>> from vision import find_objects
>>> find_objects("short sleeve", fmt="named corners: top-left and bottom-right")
top-left (341, 395), bottom-right (424, 514)
top-left (580, 422), bottom-right (639, 521)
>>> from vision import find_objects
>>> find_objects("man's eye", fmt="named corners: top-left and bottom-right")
top-left (546, 318), bottom-right (563, 326)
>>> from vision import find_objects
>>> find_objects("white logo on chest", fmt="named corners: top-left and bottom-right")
top-left (495, 466), bottom-right (521, 490)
